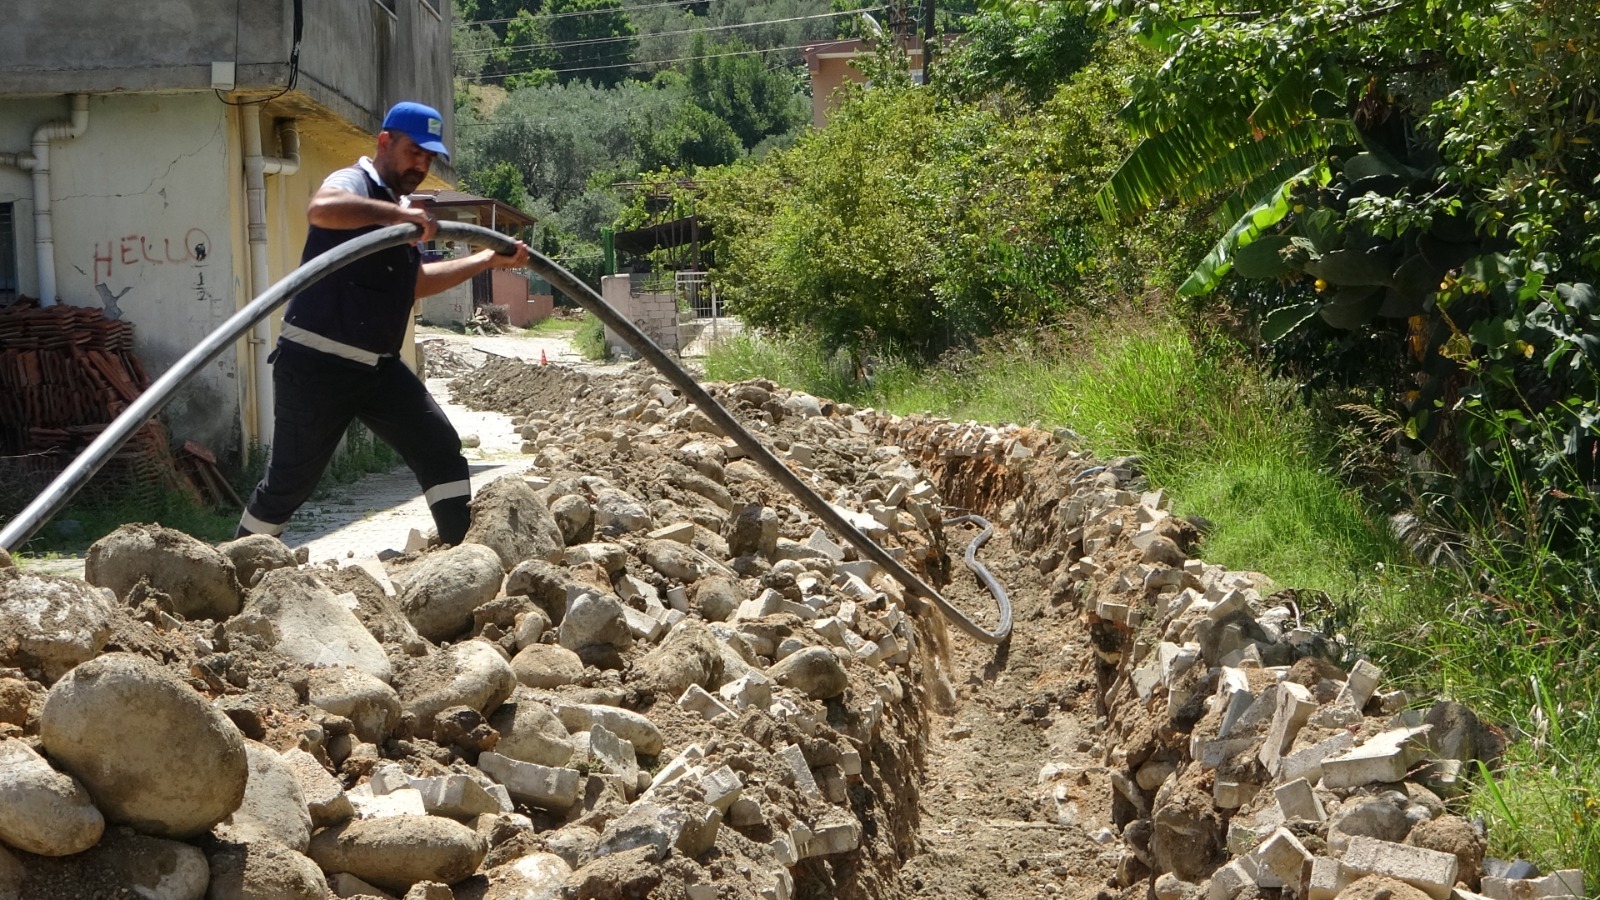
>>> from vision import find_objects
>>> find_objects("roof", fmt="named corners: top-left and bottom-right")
top-left (614, 216), bottom-right (713, 256)
top-left (408, 189), bottom-right (536, 229)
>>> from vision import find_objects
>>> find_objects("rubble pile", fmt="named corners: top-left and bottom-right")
top-left (884, 414), bottom-right (1585, 900)
top-left (0, 352), bottom-right (1581, 900)
top-left (0, 358), bottom-right (975, 900)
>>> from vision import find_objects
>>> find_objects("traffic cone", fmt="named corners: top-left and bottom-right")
top-left (540, 349), bottom-right (548, 366)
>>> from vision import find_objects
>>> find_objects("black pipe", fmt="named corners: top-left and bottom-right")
top-left (0, 222), bottom-right (1011, 644)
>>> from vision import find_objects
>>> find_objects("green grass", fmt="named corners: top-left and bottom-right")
top-left (524, 316), bottom-right (582, 336)
top-left (705, 322), bottom-right (1600, 879)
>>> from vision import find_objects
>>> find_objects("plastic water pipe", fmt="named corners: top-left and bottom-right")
top-left (0, 222), bottom-right (1011, 645)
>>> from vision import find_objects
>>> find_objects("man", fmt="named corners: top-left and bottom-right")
top-left (237, 101), bottom-right (531, 546)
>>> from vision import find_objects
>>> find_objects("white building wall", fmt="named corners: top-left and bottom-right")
top-left (0, 93), bottom-right (242, 457)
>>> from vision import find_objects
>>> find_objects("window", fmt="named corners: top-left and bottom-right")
top-left (0, 203), bottom-right (16, 303)
top-left (372, 0), bottom-right (397, 16)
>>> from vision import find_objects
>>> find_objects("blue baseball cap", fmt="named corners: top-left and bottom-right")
top-left (381, 101), bottom-right (450, 161)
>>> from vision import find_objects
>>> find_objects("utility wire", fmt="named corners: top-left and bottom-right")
top-left (470, 37), bottom-right (834, 79)
top-left (458, 0), bottom-right (721, 27)
top-left (455, 6), bottom-right (875, 55)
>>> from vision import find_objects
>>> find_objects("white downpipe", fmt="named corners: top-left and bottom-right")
top-left (0, 95), bottom-right (90, 307)
top-left (242, 106), bottom-right (300, 445)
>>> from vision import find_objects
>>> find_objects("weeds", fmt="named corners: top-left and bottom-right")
top-left (572, 313), bottom-right (608, 360)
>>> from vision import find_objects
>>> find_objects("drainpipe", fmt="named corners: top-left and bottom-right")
top-left (0, 95), bottom-right (90, 307)
top-left (241, 105), bottom-right (300, 445)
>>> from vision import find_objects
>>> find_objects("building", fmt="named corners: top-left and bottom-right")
top-left (801, 38), bottom-right (928, 129)
top-left (0, 1), bottom-right (454, 464)
top-left (411, 189), bottom-right (552, 329)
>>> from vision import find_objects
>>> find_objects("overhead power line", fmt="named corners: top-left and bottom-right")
top-left (469, 36), bottom-right (836, 81)
top-left (458, 0), bottom-right (721, 27)
top-left (451, 5), bottom-right (876, 56)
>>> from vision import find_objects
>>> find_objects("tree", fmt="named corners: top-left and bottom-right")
top-left (545, 0), bottom-right (638, 86)
top-left (684, 36), bottom-right (808, 150)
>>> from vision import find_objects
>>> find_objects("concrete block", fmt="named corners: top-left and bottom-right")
top-left (1308, 857), bottom-right (1346, 900)
top-left (1280, 730), bottom-right (1357, 784)
top-left (1213, 780), bottom-right (1260, 809)
top-left (1208, 589), bottom-right (1248, 621)
top-left (623, 605), bottom-right (666, 642)
top-left (588, 725), bottom-right (640, 784)
top-left (647, 744), bottom-right (705, 794)
top-left (778, 744), bottom-right (822, 801)
top-left (1320, 726), bottom-right (1430, 789)
top-left (1208, 859), bottom-right (1255, 900)
top-left (719, 672), bottom-right (773, 711)
top-left (410, 774), bottom-right (502, 819)
top-left (348, 784), bottom-right (427, 819)
top-left (648, 522), bottom-right (697, 544)
top-left (800, 814), bottom-right (861, 857)
top-left (679, 684), bottom-right (737, 721)
top-left (1342, 835), bottom-right (1458, 900)
top-left (1258, 681), bottom-right (1317, 774)
top-left (699, 765), bottom-right (744, 813)
top-left (1216, 667), bottom-right (1255, 738)
top-left (1481, 870), bottom-right (1586, 900)
top-left (1252, 827), bottom-right (1311, 892)
top-left (479, 752), bottom-right (581, 813)
top-left (675, 805), bottom-right (722, 857)
top-left (1274, 777), bottom-right (1325, 823)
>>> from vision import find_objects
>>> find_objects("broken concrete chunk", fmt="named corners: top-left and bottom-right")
top-left (1340, 835), bottom-right (1458, 900)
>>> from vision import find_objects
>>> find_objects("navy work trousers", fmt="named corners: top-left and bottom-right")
top-left (238, 342), bottom-right (471, 545)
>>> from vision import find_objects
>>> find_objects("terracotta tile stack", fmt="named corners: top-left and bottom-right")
top-left (0, 303), bottom-right (181, 505)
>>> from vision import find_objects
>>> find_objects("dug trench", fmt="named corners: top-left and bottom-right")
top-left (0, 356), bottom-right (1561, 900)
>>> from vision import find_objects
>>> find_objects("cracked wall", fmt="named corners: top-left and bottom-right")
top-left (0, 93), bottom-right (241, 458)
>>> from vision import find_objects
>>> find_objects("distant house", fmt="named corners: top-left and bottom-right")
top-left (801, 38), bottom-right (929, 129)
top-left (0, 1), bottom-right (454, 464)
top-left (410, 190), bottom-right (552, 328)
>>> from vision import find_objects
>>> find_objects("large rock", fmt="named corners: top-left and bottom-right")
top-left (216, 741), bottom-right (313, 853)
top-left (0, 568), bottom-right (116, 682)
top-left (767, 646), bottom-right (848, 700)
top-left (640, 539), bottom-right (710, 582)
top-left (593, 488), bottom-right (652, 535)
top-left (481, 852), bottom-right (571, 900)
top-left (691, 576), bottom-right (743, 623)
top-left (549, 494), bottom-right (594, 546)
top-left (85, 522), bottom-right (244, 619)
top-left (40, 653), bottom-right (249, 839)
top-left (553, 702), bottom-right (663, 756)
top-left (308, 816), bottom-right (487, 894)
top-left (206, 843), bottom-right (330, 900)
top-left (16, 827), bottom-right (210, 900)
top-left (228, 570), bottom-right (392, 683)
top-left (489, 693), bottom-right (576, 767)
top-left (510, 643), bottom-right (585, 690)
top-left (505, 559), bottom-right (577, 626)
top-left (631, 621), bottom-right (723, 700)
top-left (725, 504), bottom-right (779, 558)
top-left (1328, 792), bottom-right (1419, 852)
top-left (464, 475), bottom-right (565, 570)
top-left (557, 592), bottom-right (633, 655)
top-left (0, 738), bottom-right (103, 855)
top-left (280, 748), bottom-right (354, 828)
top-left (215, 534), bottom-right (298, 590)
top-left (394, 641), bottom-right (517, 732)
top-left (304, 666), bottom-right (404, 744)
top-left (397, 543), bottom-right (506, 642)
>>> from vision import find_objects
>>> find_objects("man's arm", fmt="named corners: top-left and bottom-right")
top-left (307, 185), bottom-right (438, 243)
top-left (415, 243), bottom-right (533, 299)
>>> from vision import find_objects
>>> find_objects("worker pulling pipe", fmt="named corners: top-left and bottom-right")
top-left (0, 221), bottom-right (1012, 645)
